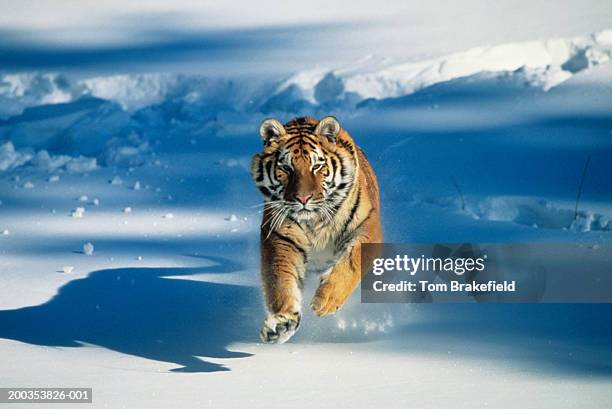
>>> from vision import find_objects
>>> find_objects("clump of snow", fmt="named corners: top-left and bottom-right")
top-left (226, 214), bottom-right (238, 222)
top-left (71, 207), bottom-right (85, 218)
top-left (83, 242), bottom-right (94, 256)
top-left (110, 176), bottom-right (123, 185)
top-left (0, 72), bottom-right (80, 119)
top-left (2, 229), bottom-right (9, 235)
top-left (65, 156), bottom-right (97, 173)
top-left (78, 195), bottom-right (89, 202)
top-left (80, 74), bottom-right (178, 111)
top-left (23, 181), bottom-right (34, 189)
top-left (48, 175), bottom-right (60, 182)
top-left (0, 142), bottom-right (33, 171)
top-left (123, 207), bottom-right (132, 213)
top-left (569, 211), bottom-right (611, 232)
top-left (30, 150), bottom-right (70, 171)
top-left (0, 142), bottom-right (97, 174)
top-left (101, 134), bottom-right (150, 168)
top-left (133, 181), bottom-right (141, 191)
top-left (61, 266), bottom-right (75, 274)
top-left (163, 213), bottom-right (174, 219)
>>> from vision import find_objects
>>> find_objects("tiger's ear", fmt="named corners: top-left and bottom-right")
top-left (315, 116), bottom-right (341, 142)
top-left (259, 118), bottom-right (286, 144)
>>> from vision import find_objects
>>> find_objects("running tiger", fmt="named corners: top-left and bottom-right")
top-left (251, 116), bottom-right (383, 343)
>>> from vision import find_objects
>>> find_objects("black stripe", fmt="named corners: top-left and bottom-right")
top-left (334, 189), bottom-right (361, 250)
top-left (352, 207), bottom-right (375, 233)
top-left (285, 137), bottom-right (318, 152)
top-left (348, 249), bottom-right (356, 271)
top-left (339, 156), bottom-right (348, 178)
top-left (300, 133), bottom-right (319, 145)
top-left (301, 140), bottom-right (319, 150)
top-left (273, 231), bottom-right (308, 262)
top-left (265, 160), bottom-right (273, 180)
top-left (330, 154), bottom-right (339, 183)
top-left (255, 160), bottom-right (264, 182)
top-left (260, 151), bottom-right (277, 160)
top-left (338, 139), bottom-right (355, 155)
top-left (259, 186), bottom-right (271, 196)
top-left (342, 187), bottom-right (361, 233)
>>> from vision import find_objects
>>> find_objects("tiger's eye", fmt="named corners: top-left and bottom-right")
top-left (312, 164), bottom-right (323, 171)
top-left (280, 164), bottom-right (292, 173)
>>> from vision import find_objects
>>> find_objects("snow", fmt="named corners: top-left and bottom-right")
top-left (83, 242), bottom-right (94, 255)
top-left (276, 30), bottom-right (612, 104)
top-left (71, 207), bottom-right (85, 218)
top-left (0, 141), bottom-right (32, 171)
top-left (0, 7), bottom-right (611, 409)
top-left (81, 74), bottom-right (179, 111)
top-left (0, 73), bottom-right (77, 118)
top-left (3, 32), bottom-right (611, 177)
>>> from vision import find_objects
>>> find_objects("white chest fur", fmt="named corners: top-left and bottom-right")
top-left (306, 239), bottom-right (338, 275)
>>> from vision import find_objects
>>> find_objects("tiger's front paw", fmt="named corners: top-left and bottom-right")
top-left (310, 281), bottom-right (349, 316)
top-left (260, 312), bottom-right (301, 344)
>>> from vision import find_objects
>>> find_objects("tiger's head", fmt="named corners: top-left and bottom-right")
top-left (251, 116), bottom-right (357, 225)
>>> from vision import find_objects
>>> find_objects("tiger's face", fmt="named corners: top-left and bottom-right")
top-left (251, 116), bottom-right (356, 224)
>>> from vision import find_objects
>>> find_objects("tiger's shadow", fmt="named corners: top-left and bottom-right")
top-left (0, 255), bottom-right (261, 373)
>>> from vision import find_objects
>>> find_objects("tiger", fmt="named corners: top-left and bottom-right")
top-left (251, 116), bottom-right (383, 344)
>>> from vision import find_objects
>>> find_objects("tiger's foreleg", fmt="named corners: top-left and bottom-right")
top-left (311, 212), bottom-right (382, 316)
top-left (260, 231), bottom-right (308, 344)
top-left (310, 243), bottom-right (361, 316)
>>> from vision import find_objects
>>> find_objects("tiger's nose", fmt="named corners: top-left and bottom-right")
top-left (295, 194), bottom-right (312, 204)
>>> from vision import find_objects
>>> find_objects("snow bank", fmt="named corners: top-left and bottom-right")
top-left (0, 141), bottom-right (96, 174)
top-left (0, 29), bottom-right (610, 175)
top-left (422, 195), bottom-right (611, 233)
top-left (81, 74), bottom-right (179, 111)
top-left (473, 196), bottom-right (611, 232)
top-left (0, 141), bottom-right (32, 171)
top-left (2, 29), bottom-right (610, 119)
top-left (0, 73), bottom-right (83, 119)
top-left (276, 29), bottom-right (612, 105)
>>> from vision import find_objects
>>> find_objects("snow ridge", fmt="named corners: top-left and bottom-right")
top-left (1, 29), bottom-right (610, 119)
top-left (278, 29), bottom-right (612, 103)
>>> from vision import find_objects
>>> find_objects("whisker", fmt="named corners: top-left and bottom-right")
top-left (265, 207), bottom-right (288, 240)
top-left (261, 206), bottom-right (282, 229)
top-left (246, 199), bottom-right (285, 209)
